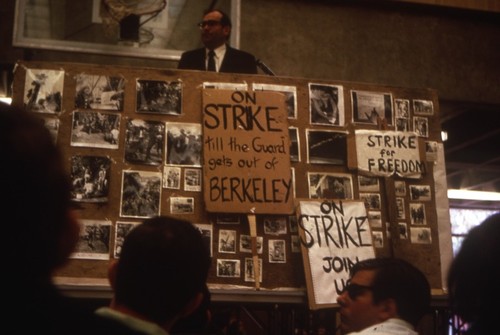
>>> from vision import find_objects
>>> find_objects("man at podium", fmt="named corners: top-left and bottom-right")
top-left (178, 9), bottom-right (258, 74)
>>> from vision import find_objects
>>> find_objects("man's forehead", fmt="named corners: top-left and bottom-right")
top-left (204, 11), bottom-right (222, 20)
top-left (351, 269), bottom-right (376, 284)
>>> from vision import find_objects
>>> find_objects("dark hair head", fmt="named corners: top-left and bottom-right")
top-left (205, 9), bottom-right (232, 28)
top-left (350, 257), bottom-right (431, 327)
top-left (170, 284), bottom-right (212, 334)
top-left (447, 212), bottom-right (500, 332)
top-left (0, 102), bottom-right (72, 280)
top-left (114, 216), bottom-right (211, 324)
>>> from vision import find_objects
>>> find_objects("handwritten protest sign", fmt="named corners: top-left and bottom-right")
top-left (297, 199), bottom-right (375, 309)
top-left (202, 89), bottom-right (293, 214)
top-left (353, 129), bottom-right (425, 178)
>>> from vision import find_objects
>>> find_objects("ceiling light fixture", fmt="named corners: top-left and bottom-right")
top-left (448, 189), bottom-right (500, 201)
top-left (0, 97), bottom-right (12, 104)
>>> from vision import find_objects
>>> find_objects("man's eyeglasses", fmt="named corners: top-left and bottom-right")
top-left (198, 20), bottom-right (221, 28)
top-left (342, 283), bottom-right (373, 300)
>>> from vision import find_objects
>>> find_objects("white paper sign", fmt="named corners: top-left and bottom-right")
top-left (298, 200), bottom-right (375, 307)
top-left (354, 129), bottom-right (425, 178)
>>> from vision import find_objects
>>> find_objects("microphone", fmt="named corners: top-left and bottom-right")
top-left (256, 59), bottom-right (276, 76)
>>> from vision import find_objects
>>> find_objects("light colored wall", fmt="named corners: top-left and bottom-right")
top-left (239, 0), bottom-right (500, 104)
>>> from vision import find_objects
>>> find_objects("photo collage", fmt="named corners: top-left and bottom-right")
top-left (16, 63), bottom-right (441, 287)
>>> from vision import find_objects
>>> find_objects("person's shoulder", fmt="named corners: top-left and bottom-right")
top-left (93, 315), bottom-right (150, 335)
top-left (180, 48), bottom-right (205, 57)
top-left (227, 46), bottom-right (255, 59)
top-left (10, 291), bottom-right (146, 334)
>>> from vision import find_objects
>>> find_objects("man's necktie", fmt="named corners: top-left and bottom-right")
top-left (207, 49), bottom-right (216, 72)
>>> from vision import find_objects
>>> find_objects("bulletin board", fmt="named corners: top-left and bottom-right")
top-left (11, 60), bottom-right (452, 303)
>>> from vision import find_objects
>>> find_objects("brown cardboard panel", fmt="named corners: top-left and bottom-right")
top-left (11, 60), bottom-right (446, 295)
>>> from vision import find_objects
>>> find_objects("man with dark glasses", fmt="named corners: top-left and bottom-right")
top-left (337, 258), bottom-right (430, 335)
top-left (178, 9), bottom-right (258, 74)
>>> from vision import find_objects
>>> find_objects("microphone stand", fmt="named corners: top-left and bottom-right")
top-left (256, 59), bottom-right (276, 76)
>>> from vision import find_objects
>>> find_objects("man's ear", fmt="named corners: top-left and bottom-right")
top-left (56, 209), bottom-right (81, 268)
top-left (180, 292), bottom-right (203, 318)
top-left (223, 26), bottom-right (231, 38)
top-left (107, 260), bottom-right (120, 308)
top-left (377, 298), bottom-right (398, 320)
top-left (107, 260), bottom-right (119, 290)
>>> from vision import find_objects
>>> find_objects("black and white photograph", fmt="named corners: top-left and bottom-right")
top-left (309, 83), bottom-right (344, 126)
top-left (394, 98), bottom-right (410, 118)
top-left (166, 122), bottom-right (202, 166)
top-left (263, 215), bottom-right (288, 235)
top-left (218, 229), bottom-right (237, 253)
top-left (368, 211), bottom-right (382, 228)
top-left (71, 219), bottom-right (111, 260)
top-left (413, 116), bottom-right (429, 137)
top-left (170, 197), bottom-right (194, 214)
top-left (289, 215), bottom-right (298, 233)
top-left (71, 110), bottom-right (120, 149)
top-left (269, 239), bottom-right (286, 263)
top-left (425, 141), bottom-right (438, 161)
top-left (216, 259), bottom-right (240, 278)
top-left (413, 99), bottom-right (434, 115)
top-left (136, 79), bottom-right (181, 115)
top-left (291, 235), bottom-right (301, 253)
top-left (75, 73), bottom-right (125, 111)
top-left (351, 90), bottom-right (393, 125)
top-left (184, 168), bottom-right (202, 192)
top-left (410, 227), bottom-right (432, 244)
top-left (24, 68), bottom-right (64, 113)
top-left (358, 175), bottom-right (380, 192)
top-left (162, 166), bottom-right (181, 189)
top-left (120, 170), bottom-right (162, 218)
top-left (289, 127), bottom-right (300, 162)
top-left (409, 184), bottom-right (432, 201)
top-left (396, 117), bottom-right (409, 131)
top-left (372, 231), bottom-right (384, 248)
top-left (70, 155), bottom-right (111, 203)
top-left (39, 116), bottom-right (60, 144)
top-left (202, 82), bottom-right (248, 90)
top-left (398, 222), bottom-right (409, 240)
top-left (359, 192), bottom-right (382, 210)
top-left (308, 172), bottom-right (353, 199)
top-left (124, 119), bottom-right (165, 165)
top-left (410, 203), bottom-right (427, 225)
top-left (290, 167), bottom-right (296, 199)
top-left (253, 83), bottom-right (298, 119)
top-left (394, 180), bottom-right (406, 196)
top-left (239, 234), bottom-right (263, 254)
top-left (114, 221), bottom-right (139, 258)
top-left (194, 223), bottom-right (213, 257)
top-left (244, 257), bottom-right (262, 283)
top-left (396, 197), bottom-right (406, 219)
top-left (216, 214), bottom-right (241, 224)
top-left (306, 129), bottom-right (347, 165)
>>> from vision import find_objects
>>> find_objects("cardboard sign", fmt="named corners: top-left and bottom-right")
top-left (297, 199), bottom-right (375, 309)
top-left (352, 129), bottom-right (425, 178)
top-left (202, 89), bottom-right (293, 214)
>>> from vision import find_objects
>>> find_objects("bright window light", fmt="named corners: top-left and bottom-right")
top-left (0, 97), bottom-right (12, 104)
top-left (441, 131), bottom-right (448, 141)
top-left (448, 189), bottom-right (500, 201)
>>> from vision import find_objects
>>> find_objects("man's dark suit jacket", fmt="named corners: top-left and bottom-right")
top-left (178, 45), bottom-right (258, 74)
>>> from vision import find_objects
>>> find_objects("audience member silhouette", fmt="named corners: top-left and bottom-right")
top-left (447, 212), bottom-right (500, 334)
top-left (1, 102), bottom-right (142, 334)
top-left (96, 216), bottom-right (211, 334)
